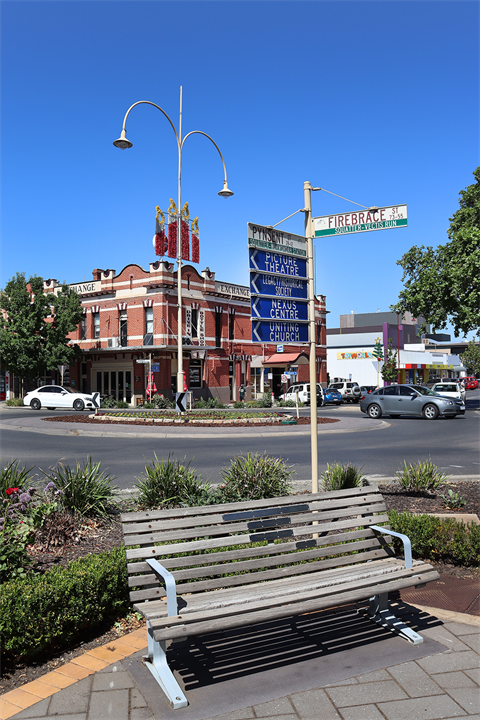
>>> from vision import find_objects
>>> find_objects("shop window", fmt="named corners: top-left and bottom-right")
top-left (93, 312), bottom-right (100, 339)
top-left (189, 359), bottom-right (202, 388)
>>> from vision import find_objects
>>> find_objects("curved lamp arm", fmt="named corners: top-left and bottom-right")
top-left (114, 100), bottom-right (180, 149)
top-left (182, 130), bottom-right (230, 185)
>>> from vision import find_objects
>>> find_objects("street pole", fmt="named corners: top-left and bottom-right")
top-left (304, 181), bottom-right (318, 493)
top-left (176, 87), bottom-right (184, 396)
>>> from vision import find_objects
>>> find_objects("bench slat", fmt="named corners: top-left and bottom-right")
top-left (120, 486), bottom-right (380, 524)
top-left (130, 546), bottom-right (394, 602)
top-left (122, 493), bottom-right (385, 536)
top-left (127, 530), bottom-right (392, 588)
top-left (122, 501), bottom-right (386, 547)
top-left (125, 513), bottom-right (390, 562)
top-left (146, 568), bottom-right (439, 641)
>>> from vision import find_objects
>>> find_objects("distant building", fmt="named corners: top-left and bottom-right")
top-left (327, 312), bottom-right (463, 385)
top-left (10, 261), bottom-right (326, 404)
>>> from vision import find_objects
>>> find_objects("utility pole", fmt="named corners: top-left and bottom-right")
top-left (304, 182), bottom-right (318, 493)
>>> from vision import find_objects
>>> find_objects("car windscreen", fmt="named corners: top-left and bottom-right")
top-left (412, 385), bottom-right (436, 396)
top-left (63, 387), bottom-right (81, 394)
top-left (435, 385), bottom-right (457, 392)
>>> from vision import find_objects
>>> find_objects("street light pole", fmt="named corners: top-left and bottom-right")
top-left (113, 87), bottom-right (233, 400)
top-left (304, 181), bottom-right (319, 493)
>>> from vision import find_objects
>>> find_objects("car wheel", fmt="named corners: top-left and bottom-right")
top-left (367, 403), bottom-right (382, 419)
top-left (30, 398), bottom-right (41, 410)
top-left (73, 399), bottom-right (85, 411)
top-left (422, 403), bottom-right (439, 420)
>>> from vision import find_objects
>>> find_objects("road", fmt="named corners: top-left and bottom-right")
top-left (1, 390), bottom-right (479, 490)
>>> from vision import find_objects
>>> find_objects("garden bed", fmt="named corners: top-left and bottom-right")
top-left (43, 413), bottom-right (340, 428)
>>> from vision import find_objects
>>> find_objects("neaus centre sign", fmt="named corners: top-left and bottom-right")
top-left (314, 204), bottom-right (407, 238)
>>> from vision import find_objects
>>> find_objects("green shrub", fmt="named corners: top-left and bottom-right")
top-left (233, 400), bottom-right (245, 409)
top-left (260, 394), bottom-right (273, 408)
top-left (219, 453), bottom-right (293, 502)
top-left (0, 459), bottom-right (35, 495)
top-left (246, 400), bottom-right (262, 408)
top-left (440, 489), bottom-right (466, 509)
top-left (320, 463), bottom-right (367, 491)
top-left (388, 511), bottom-right (480, 566)
top-left (135, 454), bottom-right (212, 509)
top-left (143, 401), bottom-right (155, 409)
top-left (277, 399), bottom-right (296, 407)
top-left (394, 458), bottom-right (449, 493)
top-left (102, 396), bottom-right (117, 408)
top-left (0, 522), bottom-right (34, 582)
top-left (0, 546), bottom-right (129, 658)
top-left (45, 458), bottom-right (118, 518)
top-left (5, 398), bottom-right (24, 407)
top-left (152, 394), bottom-right (173, 409)
top-left (115, 400), bottom-right (129, 409)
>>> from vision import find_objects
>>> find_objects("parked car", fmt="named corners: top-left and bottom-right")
top-left (319, 387), bottom-right (343, 406)
top-left (465, 378), bottom-right (479, 390)
top-left (279, 383), bottom-right (322, 405)
top-left (431, 382), bottom-right (466, 403)
top-left (329, 381), bottom-right (361, 403)
top-left (360, 384), bottom-right (465, 420)
top-left (359, 385), bottom-right (376, 399)
top-left (24, 386), bottom-right (100, 411)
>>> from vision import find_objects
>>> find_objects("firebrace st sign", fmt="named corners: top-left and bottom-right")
top-left (314, 204), bottom-right (407, 238)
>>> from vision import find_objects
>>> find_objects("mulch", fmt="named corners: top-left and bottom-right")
top-left (43, 414), bottom-right (340, 427)
top-left (1, 482), bottom-right (478, 695)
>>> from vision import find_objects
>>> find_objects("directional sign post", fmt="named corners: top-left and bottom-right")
top-left (175, 392), bottom-right (187, 414)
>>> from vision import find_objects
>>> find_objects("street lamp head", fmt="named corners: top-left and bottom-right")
top-left (218, 181), bottom-right (234, 198)
top-left (368, 206), bottom-right (379, 212)
top-left (113, 130), bottom-right (133, 150)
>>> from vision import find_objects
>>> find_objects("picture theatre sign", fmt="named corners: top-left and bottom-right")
top-left (248, 222), bottom-right (309, 344)
top-left (314, 204), bottom-right (407, 238)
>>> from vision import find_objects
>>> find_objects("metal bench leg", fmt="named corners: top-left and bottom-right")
top-left (143, 621), bottom-right (188, 709)
top-left (363, 593), bottom-right (424, 645)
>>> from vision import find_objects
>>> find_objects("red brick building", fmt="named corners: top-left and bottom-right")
top-left (41, 261), bottom-right (327, 405)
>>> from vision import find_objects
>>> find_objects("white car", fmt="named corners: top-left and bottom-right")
top-left (279, 383), bottom-right (322, 405)
top-left (24, 385), bottom-right (101, 411)
top-left (431, 382), bottom-right (466, 403)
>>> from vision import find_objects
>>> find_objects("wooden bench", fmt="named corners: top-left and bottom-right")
top-left (121, 486), bottom-right (439, 709)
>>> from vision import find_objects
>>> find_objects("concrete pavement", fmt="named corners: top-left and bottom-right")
top-left (1, 602), bottom-right (479, 720)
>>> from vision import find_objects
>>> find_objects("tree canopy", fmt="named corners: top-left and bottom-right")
top-left (460, 341), bottom-right (480, 376)
top-left (391, 167), bottom-right (480, 338)
top-left (0, 273), bottom-right (83, 381)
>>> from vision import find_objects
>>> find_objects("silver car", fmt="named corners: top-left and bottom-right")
top-left (360, 384), bottom-right (465, 420)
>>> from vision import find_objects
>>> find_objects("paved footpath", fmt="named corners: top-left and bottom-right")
top-left (1, 604), bottom-right (478, 720)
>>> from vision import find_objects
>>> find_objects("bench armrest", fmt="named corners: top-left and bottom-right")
top-left (370, 525), bottom-right (413, 569)
top-left (146, 558), bottom-right (178, 616)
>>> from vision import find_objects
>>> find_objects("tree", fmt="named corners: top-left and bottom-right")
top-left (0, 273), bottom-right (83, 385)
top-left (391, 167), bottom-right (480, 338)
top-left (372, 338), bottom-right (384, 387)
top-left (460, 340), bottom-right (480, 376)
top-left (380, 338), bottom-right (398, 383)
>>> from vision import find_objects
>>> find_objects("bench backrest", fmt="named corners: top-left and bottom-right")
top-left (121, 486), bottom-right (391, 605)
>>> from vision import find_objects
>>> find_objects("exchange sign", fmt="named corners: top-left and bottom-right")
top-left (314, 204), bottom-right (407, 238)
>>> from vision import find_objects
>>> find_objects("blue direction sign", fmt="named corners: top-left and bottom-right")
top-left (249, 249), bottom-right (307, 278)
top-left (250, 272), bottom-right (308, 300)
top-left (251, 296), bottom-right (309, 322)
top-left (252, 321), bottom-right (309, 344)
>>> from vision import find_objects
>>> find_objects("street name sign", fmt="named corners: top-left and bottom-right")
top-left (252, 321), bottom-right (309, 343)
top-left (248, 222), bottom-right (307, 258)
top-left (251, 296), bottom-right (309, 322)
top-left (249, 249), bottom-right (307, 277)
top-left (314, 204), bottom-right (407, 238)
top-left (250, 272), bottom-right (308, 299)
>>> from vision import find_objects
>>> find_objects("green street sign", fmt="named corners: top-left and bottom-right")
top-left (314, 205), bottom-right (407, 238)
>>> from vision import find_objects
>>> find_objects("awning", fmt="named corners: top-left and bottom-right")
top-left (264, 352), bottom-right (309, 366)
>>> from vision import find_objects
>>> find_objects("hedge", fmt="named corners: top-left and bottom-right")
top-left (388, 511), bottom-right (480, 566)
top-left (0, 546), bottom-right (129, 658)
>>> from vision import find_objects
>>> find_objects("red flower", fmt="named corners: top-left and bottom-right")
top-left (5, 487), bottom-right (19, 496)
top-left (167, 221), bottom-right (177, 258)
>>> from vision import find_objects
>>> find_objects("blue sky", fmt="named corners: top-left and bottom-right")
top-left (1, 0), bottom-right (478, 339)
